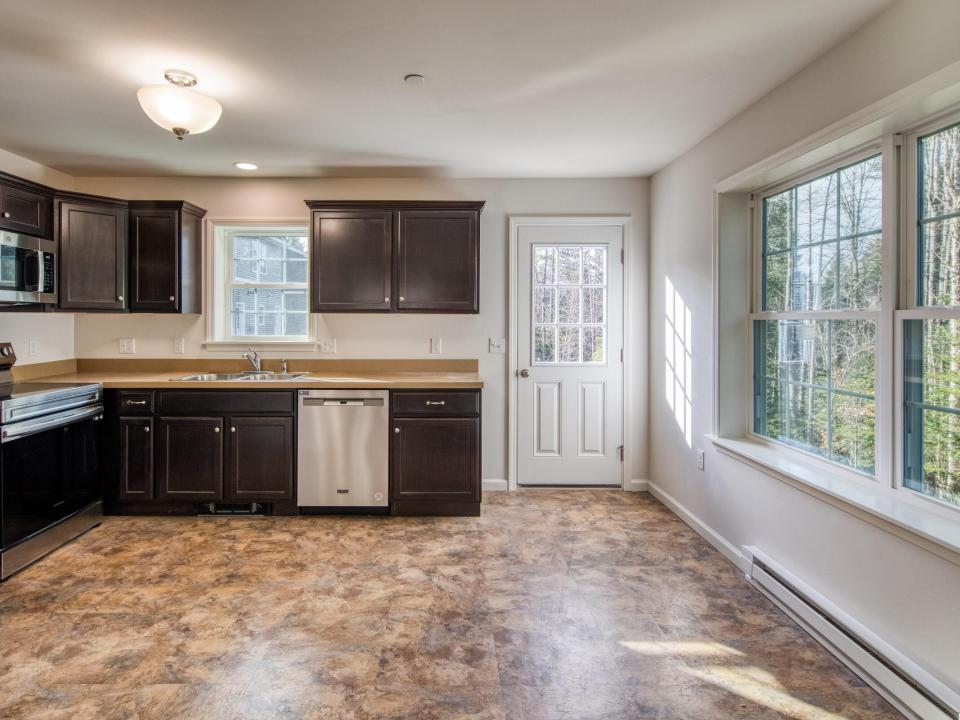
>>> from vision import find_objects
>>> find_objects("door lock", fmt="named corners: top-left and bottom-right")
top-left (519, 369), bottom-right (530, 378)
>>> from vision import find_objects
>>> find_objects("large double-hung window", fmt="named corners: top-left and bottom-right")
top-left (903, 120), bottom-right (960, 506)
top-left (753, 154), bottom-right (883, 475)
top-left (749, 112), bottom-right (960, 512)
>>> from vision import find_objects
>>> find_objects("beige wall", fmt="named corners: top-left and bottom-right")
top-left (649, 0), bottom-right (960, 689)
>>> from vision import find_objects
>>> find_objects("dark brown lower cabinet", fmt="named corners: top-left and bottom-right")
top-left (391, 390), bottom-right (481, 516)
top-left (226, 416), bottom-right (293, 500)
top-left (157, 416), bottom-right (224, 500)
top-left (118, 417), bottom-right (153, 500)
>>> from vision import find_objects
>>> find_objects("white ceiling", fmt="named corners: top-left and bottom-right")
top-left (0, 0), bottom-right (892, 178)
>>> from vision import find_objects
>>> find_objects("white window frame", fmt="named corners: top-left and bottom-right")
top-left (204, 221), bottom-right (316, 350)
top-left (747, 142), bottom-right (894, 489)
top-left (895, 109), bottom-right (960, 511)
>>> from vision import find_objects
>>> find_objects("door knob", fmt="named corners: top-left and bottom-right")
top-left (519, 369), bottom-right (530, 378)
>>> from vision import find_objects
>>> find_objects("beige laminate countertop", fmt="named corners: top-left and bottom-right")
top-left (35, 371), bottom-right (484, 390)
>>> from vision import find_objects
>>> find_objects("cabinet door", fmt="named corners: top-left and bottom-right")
top-left (59, 202), bottom-right (127, 310)
top-left (226, 416), bottom-right (293, 500)
top-left (0, 182), bottom-right (52, 238)
top-left (118, 417), bottom-right (154, 501)
top-left (157, 417), bottom-right (223, 500)
top-left (311, 210), bottom-right (392, 311)
top-left (129, 208), bottom-right (179, 312)
top-left (392, 417), bottom-right (480, 501)
top-left (397, 210), bottom-right (478, 313)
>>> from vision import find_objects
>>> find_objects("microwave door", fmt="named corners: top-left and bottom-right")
top-left (0, 245), bottom-right (18, 292)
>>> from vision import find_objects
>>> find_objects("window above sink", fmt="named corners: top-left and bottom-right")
top-left (204, 222), bottom-right (317, 350)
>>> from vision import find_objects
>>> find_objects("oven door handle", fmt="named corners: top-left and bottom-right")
top-left (1, 404), bottom-right (104, 443)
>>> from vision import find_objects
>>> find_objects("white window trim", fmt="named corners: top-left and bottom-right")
top-left (748, 143), bottom-right (892, 485)
top-left (203, 219), bottom-right (317, 351)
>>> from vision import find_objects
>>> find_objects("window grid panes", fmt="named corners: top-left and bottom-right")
top-left (533, 245), bottom-right (606, 364)
top-left (903, 119), bottom-right (960, 507)
top-left (755, 154), bottom-right (881, 476)
top-left (227, 233), bottom-right (309, 338)
top-left (754, 319), bottom-right (876, 475)
top-left (762, 155), bottom-right (883, 312)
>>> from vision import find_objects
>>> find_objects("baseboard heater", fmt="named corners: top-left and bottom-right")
top-left (745, 546), bottom-right (960, 720)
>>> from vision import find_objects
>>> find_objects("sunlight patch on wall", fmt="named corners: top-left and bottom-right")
top-left (665, 277), bottom-right (692, 446)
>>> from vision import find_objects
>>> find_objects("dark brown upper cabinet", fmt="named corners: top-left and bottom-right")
top-left (397, 209), bottom-right (479, 313)
top-left (128, 201), bottom-right (206, 313)
top-left (0, 173), bottom-right (53, 239)
top-left (309, 208), bottom-right (393, 312)
top-left (305, 201), bottom-right (484, 313)
top-left (56, 194), bottom-right (128, 311)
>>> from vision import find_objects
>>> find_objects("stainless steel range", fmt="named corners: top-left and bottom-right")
top-left (0, 343), bottom-right (104, 579)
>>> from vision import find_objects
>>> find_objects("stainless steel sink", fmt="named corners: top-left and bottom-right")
top-left (173, 372), bottom-right (307, 382)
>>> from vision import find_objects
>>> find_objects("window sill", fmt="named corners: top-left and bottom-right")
top-left (202, 340), bottom-right (318, 352)
top-left (710, 435), bottom-right (960, 565)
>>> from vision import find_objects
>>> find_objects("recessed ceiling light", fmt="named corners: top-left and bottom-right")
top-left (234, 162), bottom-right (258, 170)
top-left (403, 73), bottom-right (425, 85)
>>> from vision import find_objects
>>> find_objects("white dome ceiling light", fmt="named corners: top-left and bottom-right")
top-left (137, 69), bottom-right (222, 140)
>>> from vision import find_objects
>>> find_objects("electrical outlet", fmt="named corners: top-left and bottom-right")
top-left (488, 338), bottom-right (506, 354)
top-left (28, 340), bottom-right (38, 357)
top-left (173, 337), bottom-right (185, 354)
top-left (430, 337), bottom-right (442, 354)
top-left (697, 449), bottom-right (705, 471)
top-left (320, 338), bottom-right (337, 353)
top-left (118, 338), bottom-right (136, 354)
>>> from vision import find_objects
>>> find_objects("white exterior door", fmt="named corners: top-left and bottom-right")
top-left (516, 221), bottom-right (624, 486)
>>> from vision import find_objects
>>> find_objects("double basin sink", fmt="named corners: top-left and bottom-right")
top-left (174, 371), bottom-right (308, 382)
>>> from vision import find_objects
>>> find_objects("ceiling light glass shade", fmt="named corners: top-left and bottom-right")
top-left (136, 84), bottom-right (222, 138)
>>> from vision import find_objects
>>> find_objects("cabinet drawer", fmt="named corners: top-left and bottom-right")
top-left (392, 391), bottom-right (479, 417)
top-left (159, 391), bottom-right (295, 415)
top-left (116, 391), bottom-right (154, 415)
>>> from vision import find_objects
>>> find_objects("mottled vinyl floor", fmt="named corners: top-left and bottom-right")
top-left (1, 491), bottom-right (901, 720)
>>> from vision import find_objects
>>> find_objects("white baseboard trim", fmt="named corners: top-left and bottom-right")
top-left (625, 478), bottom-right (649, 492)
top-left (482, 478), bottom-right (508, 492)
top-left (645, 480), bottom-right (751, 574)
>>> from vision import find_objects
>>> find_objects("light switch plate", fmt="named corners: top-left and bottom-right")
top-left (28, 340), bottom-right (38, 357)
top-left (488, 338), bottom-right (506, 354)
top-left (118, 338), bottom-right (136, 354)
top-left (320, 338), bottom-right (337, 353)
top-left (173, 337), bottom-right (185, 354)
top-left (430, 337), bottom-right (442, 354)
top-left (697, 449), bottom-right (705, 471)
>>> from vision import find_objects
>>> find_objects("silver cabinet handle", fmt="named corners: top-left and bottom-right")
top-left (399, 296), bottom-right (405, 302)
top-left (425, 400), bottom-right (446, 406)
top-left (214, 427), bottom-right (220, 433)
top-left (144, 426), bottom-right (150, 433)
top-left (168, 296), bottom-right (175, 301)
top-left (1, 211), bottom-right (10, 218)
top-left (394, 427), bottom-right (400, 434)
top-left (384, 296), bottom-right (390, 302)
top-left (118, 295), bottom-right (124, 301)
top-left (126, 400), bottom-right (147, 406)
top-left (519, 369), bottom-right (530, 378)
top-left (231, 426), bottom-right (236, 433)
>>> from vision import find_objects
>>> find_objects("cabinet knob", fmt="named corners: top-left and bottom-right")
top-left (214, 427), bottom-right (220, 433)
top-left (144, 426), bottom-right (150, 433)
top-left (399, 296), bottom-right (405, 302)
top-left (384, 297), bottom-right (390, 303)
top-left (118, 295), bottom-right (124, 302)
top-left (169, 296), bottom-right (175, 302)
top-left (394, 427), bottom-right (400, 434)
top-left (231, 426), bottom-right (236, 433)
top-left (1, 211), bottom-right (10, 218)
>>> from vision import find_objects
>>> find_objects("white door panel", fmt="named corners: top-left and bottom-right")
top-left (517, 223), bottom-right (623, 486)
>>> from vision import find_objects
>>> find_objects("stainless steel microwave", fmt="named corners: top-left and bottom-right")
top-left (0, 232), bottom-right (56, 305)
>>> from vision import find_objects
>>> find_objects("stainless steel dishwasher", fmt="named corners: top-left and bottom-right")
top-left (297, 389), bottom-right (389, 509)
